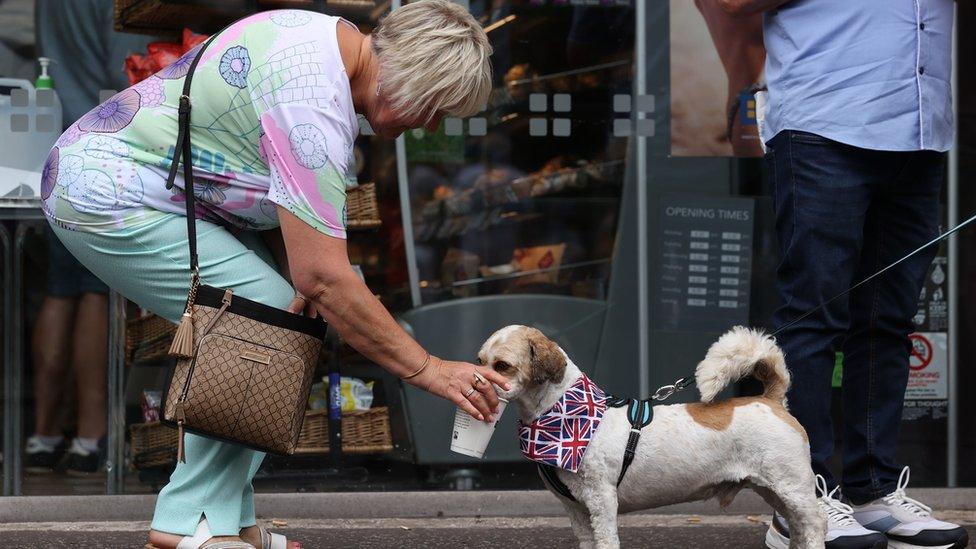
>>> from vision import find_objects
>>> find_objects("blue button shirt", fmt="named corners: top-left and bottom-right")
top-left (761, 0), bottom-right (954, 152)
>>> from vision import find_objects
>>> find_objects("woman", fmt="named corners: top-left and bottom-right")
top-left (42, 2), bottom-right (507, 548)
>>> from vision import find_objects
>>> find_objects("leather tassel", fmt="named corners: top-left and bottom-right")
top-left (177, 421), bottom-right (186, 463)
top-left (175, 402), bottom-right (187, 463)
top-left (169, 311), bottom-right (195, 358)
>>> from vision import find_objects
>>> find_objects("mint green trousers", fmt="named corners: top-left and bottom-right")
top-left (51, 212), bottom-right (295, 536)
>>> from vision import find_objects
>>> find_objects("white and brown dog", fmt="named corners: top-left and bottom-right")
top-left (479, 325), bottom-right (825, 549)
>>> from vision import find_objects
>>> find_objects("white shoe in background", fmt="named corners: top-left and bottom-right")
top-left (766, 474), bottom-right (887, 549)
top-left (852, 467), bottom-right (968, 549)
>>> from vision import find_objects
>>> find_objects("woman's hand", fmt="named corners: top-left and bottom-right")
top-left (409, 357), bottom-right (511, 422)
top-left (285, 292), bottom-right (317, 317)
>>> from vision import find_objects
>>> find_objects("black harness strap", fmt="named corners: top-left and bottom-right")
top-left (536, 396), bottom-right (654, 502)
top-left (538, 463), bottom-right (576, 501)
top-left (608, 395), bottom-right (653, 486)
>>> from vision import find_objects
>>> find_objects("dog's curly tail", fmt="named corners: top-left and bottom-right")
top-left (694, 326), bottom-right (790, 404)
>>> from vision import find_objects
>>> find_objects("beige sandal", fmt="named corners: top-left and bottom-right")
top-left (144, 519), bottom-right (256, 549)
top-left (255, 525), bottom-right (290, 549)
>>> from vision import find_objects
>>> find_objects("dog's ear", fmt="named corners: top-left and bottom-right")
top-left (526, 329), bottom-right (566, 385)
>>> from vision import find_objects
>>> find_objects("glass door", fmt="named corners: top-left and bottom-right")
top-left (397, 0), bottom-right (636, 465)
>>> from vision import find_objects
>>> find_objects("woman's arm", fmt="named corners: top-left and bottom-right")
top-left (277, 207), bottom-right (509, 422)
top-left (264, 227), bottom-right (320, 316)
top-left (261, 228), bottom-right (291, 281)
top-left (715, 0), bottom-right (790, 15)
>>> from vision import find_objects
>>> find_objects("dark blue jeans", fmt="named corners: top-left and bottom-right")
top-left (766, 130), bottom-right (945, 504)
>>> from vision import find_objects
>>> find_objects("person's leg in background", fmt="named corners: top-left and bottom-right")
top-left (25, 278), bottom-right (76, 473)
top-left (844, 151), bottom-right (968, 549)
top-left (769, 130), bottom-right (875, 486)
top-left (26, 227), bottom-right (110, 475)
top-left (67, 290), bottom-right (109, 475)
top-left (765, 130), bottom-right (895, 548)
top-left (51, 213), bottom-right (298, 548)
top-left (842, 151), bottom-right (943, 501)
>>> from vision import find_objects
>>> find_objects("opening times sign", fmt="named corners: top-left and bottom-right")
top-left (654, 194), bottom-right (754, 332)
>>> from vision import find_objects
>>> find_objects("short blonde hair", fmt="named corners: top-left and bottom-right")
top-left (372, 0), bottom-right (493, 121)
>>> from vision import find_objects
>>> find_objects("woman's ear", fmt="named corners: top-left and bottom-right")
top-left (526, 328), bottom-right (566, 386)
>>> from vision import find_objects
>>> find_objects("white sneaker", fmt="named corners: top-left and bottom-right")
top-left (766, 475), bottom-right (887, 549)
top-left (852, 467), bottom-right (968, 549)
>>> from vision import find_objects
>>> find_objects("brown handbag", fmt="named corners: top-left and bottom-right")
top-left (159, 31), bottom-right (326, 460)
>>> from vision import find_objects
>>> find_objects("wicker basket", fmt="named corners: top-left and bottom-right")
top-left (295, 407), bottom-right (393, 454)
top-left (114, 0), bottom-right (232, 36)
top-left (130, 421), bottom-right (178, 469)
top-left (114, 0), bottom-right (328, 36)
top-left (126, 313), bottom-right (176, 365)
top-left (346, 183), bottom-right (381, 230)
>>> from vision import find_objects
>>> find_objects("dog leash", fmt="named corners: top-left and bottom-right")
top-left (649, 209), bottom-right (976, 403)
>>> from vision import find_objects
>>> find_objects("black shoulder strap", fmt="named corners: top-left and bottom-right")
top-left (163, 33), bottom-right (222, 276)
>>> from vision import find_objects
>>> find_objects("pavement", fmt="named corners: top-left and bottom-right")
top-left (2, 490), bottom-right (974, 548)
top-left (5, 488), bottom-right (976, 522)
top-left (3, 514), bottom-right (975, 548)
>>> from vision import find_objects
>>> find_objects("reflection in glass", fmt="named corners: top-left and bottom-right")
top-left (405, 1), bottom-right (635, 305)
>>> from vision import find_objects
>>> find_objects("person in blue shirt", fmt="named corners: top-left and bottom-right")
top-left (717, 1), bottom-right (968, 549)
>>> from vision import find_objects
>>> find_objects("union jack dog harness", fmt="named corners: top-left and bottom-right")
top-left (517, 373), bottom-right (654, 502)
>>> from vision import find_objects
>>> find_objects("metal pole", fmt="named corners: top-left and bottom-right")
top-left (392, 0), bottom-right (422, 308)
top-left (106, 290), bottom-right (127, 494)
top-left (1, 222), bottom-right (13, 496)
top-left (386, 0), bottom-right (424, 312)
top-left (635, 0), bottom-right (649, 398)
top-left (946, 4), bottom-right (959, 487)
top-left (10, 221), bottom-right (38, 495)
top-left (395, 136), bottom-right (421, 308)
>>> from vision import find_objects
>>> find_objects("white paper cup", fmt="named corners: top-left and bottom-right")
top-left (450, 398), bottom-right (508, 458)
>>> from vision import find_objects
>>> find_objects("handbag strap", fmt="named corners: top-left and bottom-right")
top-left (164, 32), bottom-right (222, 276)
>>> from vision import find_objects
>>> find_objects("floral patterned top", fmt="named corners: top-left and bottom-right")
top-left (43, 10), bottom-right (360, 238)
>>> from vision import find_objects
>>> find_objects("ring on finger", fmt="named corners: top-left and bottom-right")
top-left (464, 387), bottom-right (476, 398)
top-left (473, 372), bottom-right (486, 386)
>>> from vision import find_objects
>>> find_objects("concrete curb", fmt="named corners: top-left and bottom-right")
top-left (2, 489), bottom-right (975, 523)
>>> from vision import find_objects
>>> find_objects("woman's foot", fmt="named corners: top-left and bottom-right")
top-left (240, 525), bottom-right (302, 549)
top-left (146, 525), bottom-right (301, 549)
top-left (147, 529), bottom-right (252, 548)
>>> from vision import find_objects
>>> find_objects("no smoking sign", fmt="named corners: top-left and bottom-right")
top-left (909, 333), bottom-right (933, 371)
top-left (905, 332), bottom-right (947, 400)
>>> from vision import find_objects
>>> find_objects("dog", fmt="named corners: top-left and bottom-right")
top-left (479, 325), bottom-right (825, 549)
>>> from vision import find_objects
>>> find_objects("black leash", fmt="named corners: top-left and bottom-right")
top-left (650, 210), bottom-right (976, 403)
